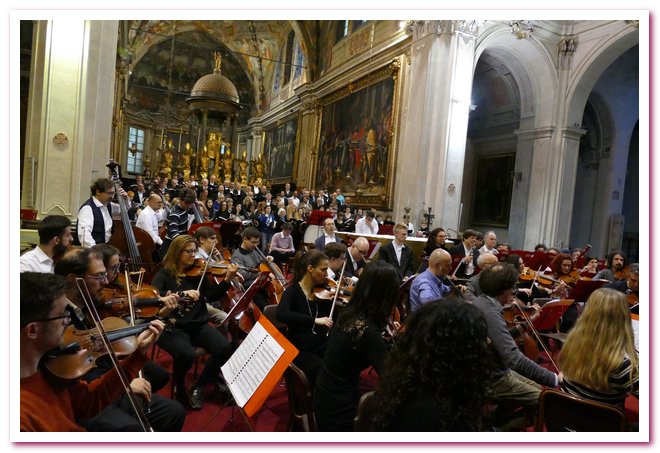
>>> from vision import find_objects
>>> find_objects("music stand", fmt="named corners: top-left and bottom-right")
top-left (532, 299), bottom-right (574, 331)
top-left (527, 251), bottom-right (550, 271)
top-left (568, 278), bottom-right (609, 303)
top-left (221, 274), bottom-right (269, 326)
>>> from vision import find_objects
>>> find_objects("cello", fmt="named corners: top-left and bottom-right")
top-left (106, 160), bottom-right (157, 282)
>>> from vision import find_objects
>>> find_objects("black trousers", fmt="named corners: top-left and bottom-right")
top-left (156, 322), bottom-right (232, 390)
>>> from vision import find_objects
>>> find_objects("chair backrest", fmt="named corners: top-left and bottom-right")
top-left (353, 391), bottom-right (379, 431)
top-left (284, 363), bottom-right (317, 432)
top-left (534, 389), bottom-right (629, 432)
top-left (262, 304), bottom-right (287, 331)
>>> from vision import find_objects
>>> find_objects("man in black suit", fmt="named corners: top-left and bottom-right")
top-left (344, 236), bottom-right (369, 281)
top-left (378, 223), bottom-right (415, 279)
top-left (314, 217), bottom-right (342, 251)
top-left (132, 183), bottom-right (148, 206)
top-left (449, 229), bottom-right (480, 279)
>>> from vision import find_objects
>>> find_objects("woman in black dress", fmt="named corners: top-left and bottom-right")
top-left (313, 260), bottom-right (402, 431)
top-left (276, 249), bottom-right (333, 387)
top-left (151, 234), bottom-right (238, 410)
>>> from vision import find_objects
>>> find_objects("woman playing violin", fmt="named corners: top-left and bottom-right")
top-left (151, 234), bottom-right (238, 410)
top-left (505, 254), bottom-right (553, 303)
top-left (276, 249), bottom-right (333, 388)
top-left (559, 288), bottom-right (638, 408)
top-left (548, 253), bottom-right (576, 298)
top-left (313, 261), bottom-right (402, 432)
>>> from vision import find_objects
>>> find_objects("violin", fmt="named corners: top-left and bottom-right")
top-left (503, 300), bottom-right (540, 362)
top-left (185, 258), bottom-right (259, 278)
top-left (558, 269), bottom-right (579, 285)
top-left (519, 267), bottom-right (562, 287)
top-left (254, 247), bottom-right (287, 304)
top-left (626, 289), bottom-right (639, 306)
top-left (313, 278), bottom-right (352, 305)
top-left (44, 317), bottom-right (152, 380)
top-left (100, 287), bottom-right (163, 319)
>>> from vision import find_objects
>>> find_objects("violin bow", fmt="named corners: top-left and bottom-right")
top-left (124, 268), bottom-right (151, 414)
top-left (511, 299), bottom-right (561, 373)
top-left (74, 278), bottom-right (154, 432)
top-left (196, 244), bottom-right (215, 292)
top-left (327, 259), bottom-right (348, 333)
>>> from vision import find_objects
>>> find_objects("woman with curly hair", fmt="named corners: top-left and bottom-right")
top-left (559, 288), bottom-right (639, 407)
top-left (373, 298), bottom-right (494, 431)
top-left (314, 260), bottom-right (402, 431)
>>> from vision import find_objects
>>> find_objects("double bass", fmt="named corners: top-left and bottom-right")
top-left (106, 161), bottom-right (157, 282)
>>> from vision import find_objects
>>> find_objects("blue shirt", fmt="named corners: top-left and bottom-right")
top-left (409, 269), bottom-right (451, 312)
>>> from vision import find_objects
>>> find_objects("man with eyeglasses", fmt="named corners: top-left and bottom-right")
top-left (20, 272), bottom-right (165, 431)
top-left (53, 247), bottom-right (185, 432)
top-left (344, 236), bottom-right (369, 281)
top-left (161, 188), bottom-right (205, 259)
top-left (231, 226), bottom-right (271, 310)
top-left (76, 178), bottom-right (129, 247)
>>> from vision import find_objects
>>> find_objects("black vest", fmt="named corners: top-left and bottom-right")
top-left (75, 198), bottom-right (111, 245)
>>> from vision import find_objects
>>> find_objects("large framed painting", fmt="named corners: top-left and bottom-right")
top-left (263, 113), bottom-right (300, 184)
top-left (313, 59), bottom-right (402, 210)
top-left (471, 153), bottom-right (515, 227)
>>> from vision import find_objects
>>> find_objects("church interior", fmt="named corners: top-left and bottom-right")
top-left (16, 17), bottom-right (645, 437)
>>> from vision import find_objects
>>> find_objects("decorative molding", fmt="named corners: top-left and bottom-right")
top-left (625, 20), bottom-right (639, 29)
top-left (558, 38), bottom-right (577, 70)
top-left (409, 20), bottom-right (485, 41)
top-left (52, 132), bottom-right (69, 149)
top-left (514, 126), bottom-right (555, 140)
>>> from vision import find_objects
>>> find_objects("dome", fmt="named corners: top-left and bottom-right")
top-left (189, 71), bottom-right (240, 104)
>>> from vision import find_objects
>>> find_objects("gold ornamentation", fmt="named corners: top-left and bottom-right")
top-left (52, 132), bottom-right (69, 148)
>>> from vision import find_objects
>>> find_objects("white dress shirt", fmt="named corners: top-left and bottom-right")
top-left (77, 197), bottom-right (120, 246)
top-left (136, 205), bottom-right (163, 245)
top-left (393, 240), bottom-right (405, 264)
top-left (20, 246), bottom-right (54, 273)
top-left (355, 217), bottom-right (378, 235)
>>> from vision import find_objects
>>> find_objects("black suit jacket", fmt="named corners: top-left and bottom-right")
top-left (314, 234), bottom-right (342, 251)
top-left (449, 244), bottom-right (480, 279)
top-left (344, 251), bottom-right (365, 279)
top-left (378, 242), bottom-right (414, 278)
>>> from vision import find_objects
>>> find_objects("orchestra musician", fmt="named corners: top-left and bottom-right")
top-left (409, 248), bottom-right (454, 312)
top-left (231, 226), bottom-right (271, 311)
top-left (314, 217), bottom-right (342, 251)
top-left (372, 298), bottom-right (495, 431)
top-left (606, 263), bottom-right (639, 305)
top-left (594, 251), bottom-right (627, 283)
top-left (344, 237), bottom-right (369, 282)
top-left (423, 228), bottom-right (449, 257)
top-left (276, 249), bottom-right (333, 388)
top-left (378, 223), bottom-right (415, 280)
top-left (160, 188), bottom-right (205, 259)
top-left (472, 263), bottom-right (561, 430)
top-left (464, 253), bottom-right (500, 302)
top-left (53, 248), bottom-right (184, 431)
top-left (151, 235), bottom-right (237, 410)
top-left (505, 254), bottom-right (553, 303)
top-left (559, 288), bottom-right (638, 408)
top-left (323, 242), bottom-right (348, 282)
top-left (449, 229), bottom-right (480, 279)
top-left (135, 194), bottom-right (164, 254)
top-left (313, 261), bottom-right (402, 432)
top-left (20, 215), bottom-right (73, 273)
top-left (20, 272), bottom-right (167, 432)
top-left (75, 178), bottom-right (130, 247)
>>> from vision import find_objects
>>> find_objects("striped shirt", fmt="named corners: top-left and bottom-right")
top-left (165, 204), bottom-right (192, 240)
top-left (561, 357), bottom-right (639, 406)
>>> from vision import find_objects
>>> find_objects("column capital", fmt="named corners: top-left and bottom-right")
top-left (408, 20), bottom-right (485, 41)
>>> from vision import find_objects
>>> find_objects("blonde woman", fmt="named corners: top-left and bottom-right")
top-left (559, 288), bottom-right (639, 407)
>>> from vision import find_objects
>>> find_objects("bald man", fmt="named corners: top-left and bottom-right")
top-left (136, 193), bottom-right (164, 247)
top-left (345, 236), bottom-right (369, 281)
top-left (409, 248), bottom-right (453, 312)
top-left (464, 253), bottom-right (500, 302)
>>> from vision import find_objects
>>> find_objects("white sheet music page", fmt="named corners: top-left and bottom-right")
top-left (220, 321), bottom-right (285, 407)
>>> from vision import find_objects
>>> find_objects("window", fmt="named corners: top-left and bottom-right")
top-left (282, 30), bottom-right (295, 86)
top-left (127, 126), bottom-right (145, 174)
top-left (335, 20), bottom-right (349, 44)
top-left (352, 20), bottom-right (367, 31)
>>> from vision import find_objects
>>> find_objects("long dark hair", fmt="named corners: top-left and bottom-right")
top-left (338, 260), bottom-right (401, 330)
top-left (373, 298), bottom-right (494, 431)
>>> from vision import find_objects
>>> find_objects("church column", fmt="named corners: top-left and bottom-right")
top-left (396, 20), bottom-right (482, 230)
top-left (296, 85), bottom-right (321, 189)
top-left (247, 119), bottom-right (263, 182)
top-left (21, 20), bottom-right (119, 218)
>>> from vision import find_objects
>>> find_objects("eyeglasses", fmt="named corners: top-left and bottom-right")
top-left (34, 313), bottom-right (71, 325)
top-left (356, 248), bottom-right (369, 255)
top-left (107, 264), bottom-right (120, 273)
top-left (182, 248), bottom-right (197, 255)
top-left (85, 272), bottom-right (108, 282)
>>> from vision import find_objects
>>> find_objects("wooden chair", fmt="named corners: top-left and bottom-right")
top-left (534, 389), bottom-right (629, 432)
top-left (262, 304), bottom-right (287, 332)
top-left (353, 390), bottom-right (379, 431)
top-left (284, 363), bottom-right (317, 431)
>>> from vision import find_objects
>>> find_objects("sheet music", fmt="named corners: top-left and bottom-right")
top-left (631, 316), bottom-right (639, 352)
top-left (220, 321), bottom-right (285, 407)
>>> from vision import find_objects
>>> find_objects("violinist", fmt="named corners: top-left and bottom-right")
top-left (580, 256), bottom-right (600, 275)
top-left (324, 242), bottom-right (348, 282)
top-left (549, 253), bottom-right (576, 297)
top-left (193, 226), bottom-right (231, 326)
top-left (472, 263), bottom-right (561, 430)
top-left (20, 215), bottom-right (73, 273)
top-left (151, 235), bottom-right (236, 410)
top-left (313, 261), bottom-right (402, 431)
top-left (594, 251), bottom-right (627, 283)
top-left (409, 248), bottom-right (454, 312)
top-left (505, 254), bottom-right (553, 304)
top-left (231, 226), bottom-right (270, 310)
top-left (52, 249), bottom-right (185, 432)
top-left (75, 178), bottom-right (130, 247)
top-left (276, 249), bottom-right (333, 387)
top-left (464, 253), bottom-right (499, 302)
top-left (423, 227), bottom-right (449, 257)
top-left (606, 263), bottom-right (639, 306)
top-left (20, 272), bottom-right (166, 432)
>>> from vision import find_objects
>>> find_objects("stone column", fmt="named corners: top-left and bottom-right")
top-left (296, 85), bottom-right (321, 189)
top-left (396, 20), bottom-right (482, 229)
top-left (21, 20), bottom-right (119, 219)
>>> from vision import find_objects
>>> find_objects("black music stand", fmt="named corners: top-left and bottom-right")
top-left (568, 278), bottom-right (609, 303)
top-left (221, 274), bottom-right (269, 326)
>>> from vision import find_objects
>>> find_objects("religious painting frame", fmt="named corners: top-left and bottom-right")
top-left (471, 153), bottom-right (515, 228)
top-left (313, 58), bottom-right (402, 210)
top-left (262, 112), bottom-right (300, 185)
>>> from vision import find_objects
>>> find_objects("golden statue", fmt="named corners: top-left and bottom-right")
top-left (222, 149), bottom-right (234, 182)
top-left (238, 158), bottom-right (249, 186)
top-left (157, 139), bottom-right (174, 178)
top-left (182, 143), bottom-right (192, 181)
